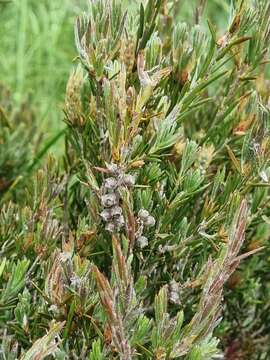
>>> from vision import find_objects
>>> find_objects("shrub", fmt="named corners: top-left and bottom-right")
top-left (1, 0), bottom-right (270, 359)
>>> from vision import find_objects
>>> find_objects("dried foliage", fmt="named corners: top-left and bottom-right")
top-left (1, 0), bottom-right (270, 359)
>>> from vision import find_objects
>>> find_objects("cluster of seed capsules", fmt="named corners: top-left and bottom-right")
top-left (100, 164), bottom-right (135, 232)
top-left (136, 209), bottom-right (156, 249)
top-left (100, 164), bottom-right (156, 243)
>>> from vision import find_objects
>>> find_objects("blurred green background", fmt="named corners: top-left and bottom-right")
top-left (0, 0), bottom-right (229, 137)
top-left (0, 0), bottom-right (86, 135)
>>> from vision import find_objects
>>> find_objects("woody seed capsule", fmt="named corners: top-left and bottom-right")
top-left (145, 215), bottom-right (156, 227)
top-left (169, 280), bottom-right (180, 304)
top-left (137, 236), bottom-right (148, 249)
top-left (103, 177), bottom-right (118, 191)
top-left (138, 209), bottom-right (150, 220)
top-left (107, 163), bottom-right (119, 174)
top-left (110, 206), bottom-right (122, 217)
top-left (101, 193), bottom-right (118, 207)
top-left (49, 304), bottom-right (59, 314)
top-left (121, 174), bottom-right (136, 187)
top-left (105, 222), bottom-right (117, 233)
top-left (100, 209), bottom-right (112, 221)
top-left (70, 275), bottom-right (81, 290)
top-left (114, 215), bottom-right (125, 227)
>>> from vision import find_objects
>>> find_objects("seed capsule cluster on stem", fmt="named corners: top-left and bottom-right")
top-left (136, 208), bottom-right (156, 248)
top-left (100, 164), bottom-right (135, 232)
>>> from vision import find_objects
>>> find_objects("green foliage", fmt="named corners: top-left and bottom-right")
top-left (0, 0), bottom-right (86, 133)
top-left (1, 0), bottom-right (270, 359)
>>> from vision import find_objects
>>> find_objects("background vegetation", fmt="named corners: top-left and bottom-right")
top-left (0, 0), bottom-right (86, 135)
top-left (0, 0), bottom-right (229, 135)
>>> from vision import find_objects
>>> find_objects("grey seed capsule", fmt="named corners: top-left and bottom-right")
top-left (59, 252), bottom-right (73, 277)
top-left (100, 209), bottom-right (112, 221)
top-left (105, 222), bottom-right (117, 232)
top-left (103, 177), bottom-right (118, 190)
top-left (145, 215), bottom-right (156, 227)
top-left (70, 275), bottom-right (81, 290)
top-left (114, 215), bottom-right (125, 227)
top-left (107, 163), bottom-right (119, 174)
top-left (121, 174), bottom-right (136, 187)
top-left (110, 206), bottom-right (123, 217)
top-left (137, 236), bottom-right (148, 249)
top-left (58, 252), bottom-right (71, 263)
top-left (101, 193), bottom-right (118, 207)
top-left (49, 304), bottom-right (59, 313)
top-left (169, 280), bottom-right (180, 304)
top-left (138, 209), bottom-right (150, 220)
top-left (158, 245), bottom-right (165, 254)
